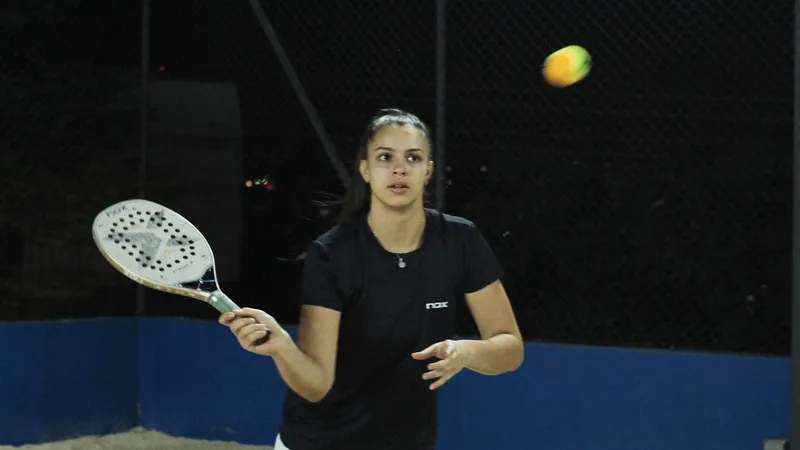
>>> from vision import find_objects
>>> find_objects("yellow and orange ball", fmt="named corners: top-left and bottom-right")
top-left (542, 45), bottom-right (592, 87)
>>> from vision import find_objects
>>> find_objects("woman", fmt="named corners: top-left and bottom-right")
top-left (219, 109), bottom-right (524, 450)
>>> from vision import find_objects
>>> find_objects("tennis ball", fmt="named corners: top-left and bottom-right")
top-left (542, 45), bottom-right (592, 87)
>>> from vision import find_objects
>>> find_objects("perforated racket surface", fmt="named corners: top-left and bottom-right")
top-left (92, 199), bottom-right (269, 341)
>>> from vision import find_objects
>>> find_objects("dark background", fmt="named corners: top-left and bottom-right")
top-left (0, 0), bottom-right (792, 356)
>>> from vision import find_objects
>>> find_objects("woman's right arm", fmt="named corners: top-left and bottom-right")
top-left (272, 305), bottom-right (340, 402)
top-left (223, 305), bottom-right (340, 403)
top-left (223, 240), bottom-right (343, 403)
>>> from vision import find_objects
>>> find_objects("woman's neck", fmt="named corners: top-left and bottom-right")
top-left (367, 201), bottom-right (427, 254)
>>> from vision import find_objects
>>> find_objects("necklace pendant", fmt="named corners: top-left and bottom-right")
top-left (398, 257), bottom-right (406, 268)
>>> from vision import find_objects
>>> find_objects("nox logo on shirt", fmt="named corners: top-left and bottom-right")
top-left (425, 302), bottom-right (448, 310)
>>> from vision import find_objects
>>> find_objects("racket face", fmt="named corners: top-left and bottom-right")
top-left (92, 199), bottom-right (219, 302)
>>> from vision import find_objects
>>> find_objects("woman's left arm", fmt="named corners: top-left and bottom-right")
top-left (458, 279), bottom-right (524, 375)
top-left (412, 279), bottom-right (523, 389)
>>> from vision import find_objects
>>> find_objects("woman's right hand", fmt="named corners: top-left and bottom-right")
top-left (219, 308), bottom-right (292, 357)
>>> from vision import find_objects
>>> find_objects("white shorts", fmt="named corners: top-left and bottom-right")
top-left (274, 433), bottom-right (290, 450)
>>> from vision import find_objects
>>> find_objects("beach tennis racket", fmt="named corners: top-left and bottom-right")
top-left (91, 198), bottom-right (269, 344)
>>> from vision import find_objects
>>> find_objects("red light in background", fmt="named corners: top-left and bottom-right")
top-left (245, 175), bottom-right (274, 190)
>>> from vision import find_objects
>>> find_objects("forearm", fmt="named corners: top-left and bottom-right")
top-left (272, 341), bottom-right (331, 403)
top-left (459, 333), bottom-right (524, 375)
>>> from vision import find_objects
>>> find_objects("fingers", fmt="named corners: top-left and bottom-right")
top-left (233, 308), bottom-right (279, 329)
top-left (219, 308), bottom-right (278, 354)
top-left (229, 320), bottom-right (270, 348)
top-left (427, 360), bottom-right (449, 372)
top-left (219, 311), bottom-right (253, 327)
top-left (218, 312), bottom-right (235, 325)
top-left (422, 370), bottom-right (444, 381)
top-left (428, 372), bottom-right (453, 390)
top-left (412, 340), bottom-right (456, 360)
top-left (417, 340), bottom-right (461, 390)
top-left (422, 360), bottom-right (454, 381)
top-left (240, 325), bottom-right (270, 347)
top-left (422, 369), bottom-right (455, 390)
top-left (411, 341), bottom-right (442, 360)
top-left (236, 322), bottom-right (268, 337)
top-left (220, 309), bottom-right (271, 331)
top-left (232, 323), bottom-right (267, 344)
top-left (229, 317), bottom-right (256, 333)
top-left (233, 308), bottom-right (265, 319)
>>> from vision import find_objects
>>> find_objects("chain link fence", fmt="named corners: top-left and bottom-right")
top-left (1, 0), bottom-right (792, 356)
top-left (443, 1), bottom-right (793, 355)
top-left (243, 0), bottom-right (792, 355)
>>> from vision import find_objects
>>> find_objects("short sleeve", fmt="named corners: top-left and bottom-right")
top-left (300, 241), bottom-right (342, 311)
top-left (462, 224), bottom-right (504, 294)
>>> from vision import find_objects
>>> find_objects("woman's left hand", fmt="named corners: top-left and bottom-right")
top-left (411, 339), bottom-right (467, 390)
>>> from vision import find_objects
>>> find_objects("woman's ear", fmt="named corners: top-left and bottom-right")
top-left (359, 159), bottom-right (369, 183)
top-left (425, 161), bottom-right (434, 183)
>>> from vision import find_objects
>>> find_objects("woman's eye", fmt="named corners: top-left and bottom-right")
top-left (376, 153), bottom-right (422, 163)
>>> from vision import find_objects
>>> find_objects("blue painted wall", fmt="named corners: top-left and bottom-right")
top-left (137, 318), bottom-right (285, 444)
top-left (0, 318), bottom-right (790, 449)
top-left (0, 319), bottom-right (139, 446)
top-left (436, 344), bottom-right (790, 450)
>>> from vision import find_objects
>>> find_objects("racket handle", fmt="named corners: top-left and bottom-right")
top-left (210, 291), bottom-right (271, 346)
top-left (209, 291), bottom-right (240, 313)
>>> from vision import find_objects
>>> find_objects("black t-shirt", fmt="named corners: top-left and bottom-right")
top-left (278, 208), bottom-right (503, 450)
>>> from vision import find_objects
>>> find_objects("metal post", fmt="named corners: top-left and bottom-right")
top-left (136, 0), bottom-right (151, 316)
top-left (435, 0), bottom-right (447, 212)
top-left (792, 0), bottom-right (800, 444)
top-left (246, 0), bottom-right (349, 188)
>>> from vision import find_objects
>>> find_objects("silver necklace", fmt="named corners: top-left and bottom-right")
top-left (371, 219), bottom-right (424, 269)
top-left (377, 234), bottom-right (408, 268)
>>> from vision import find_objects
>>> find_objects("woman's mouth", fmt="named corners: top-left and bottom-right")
top-left (388, 184), bottom-right (409, 195)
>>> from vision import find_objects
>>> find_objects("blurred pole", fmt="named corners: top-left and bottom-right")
top-left (246, 0), bottom-right (349, 188)
top-left (793, 0), bottom-right (800, 444)
top-left (435, 0), bottom-right (447, 212)
top-left (136, 0), bottom-right (151, 316)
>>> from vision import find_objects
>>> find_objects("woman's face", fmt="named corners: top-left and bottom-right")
top-left (360, 124), bottom-right (433, 212)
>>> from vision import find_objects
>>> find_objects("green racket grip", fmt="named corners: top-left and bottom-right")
top-left (209, 291), bottom-right (271, 346)
top-left (209, 291), bottom-right (240, 313)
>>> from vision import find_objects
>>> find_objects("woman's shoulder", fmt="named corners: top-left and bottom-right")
top-left (307, 218), bottom-right (362, 256)
top-left (425, 208), bottom-right (481, 235)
